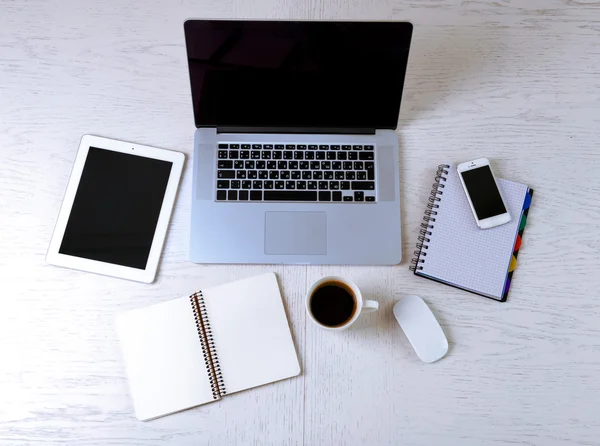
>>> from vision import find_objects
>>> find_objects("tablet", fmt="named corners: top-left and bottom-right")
top-left (47, 135), bottom-right (184, 283)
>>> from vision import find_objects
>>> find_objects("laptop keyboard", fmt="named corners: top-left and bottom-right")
top-left (215, 143), bottom-right (376, 203)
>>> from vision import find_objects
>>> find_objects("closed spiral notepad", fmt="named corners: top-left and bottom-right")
top-left (410, 164), bottom-right (450, 272)
top-left (410, 164), bottom-right (533, 302)
top-left (117, 273), bottom-right (301, 421)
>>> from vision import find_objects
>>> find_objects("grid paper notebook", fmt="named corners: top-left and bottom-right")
top-left (116, 273), bottom-right (301, 421)
top-left (410, 164), bottom-right (533, 302)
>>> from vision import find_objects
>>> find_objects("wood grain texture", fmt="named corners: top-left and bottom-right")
top-left (1, 0), bottom-right (599, 444)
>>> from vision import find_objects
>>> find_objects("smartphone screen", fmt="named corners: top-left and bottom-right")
top-left (460, 166), bottom-right (506, 220)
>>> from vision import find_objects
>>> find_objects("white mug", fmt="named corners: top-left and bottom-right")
top-left (305, 276), bottom-right (379, 331)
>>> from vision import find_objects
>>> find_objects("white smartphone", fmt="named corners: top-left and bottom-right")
top-left (456, 158), bottom-right (511, 229)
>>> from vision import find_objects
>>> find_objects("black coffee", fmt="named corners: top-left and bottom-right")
top-left (310, 282), bottom-right (357, 327)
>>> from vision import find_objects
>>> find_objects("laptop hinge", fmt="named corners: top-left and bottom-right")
top-left (215, 126), bottom-right (376, 135)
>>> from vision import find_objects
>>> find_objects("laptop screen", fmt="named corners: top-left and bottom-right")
top-left (184, 20), bottom-right (413, 131)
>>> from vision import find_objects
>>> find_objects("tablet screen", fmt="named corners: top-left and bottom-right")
top-left (59, 147), bottom-right (173, 269)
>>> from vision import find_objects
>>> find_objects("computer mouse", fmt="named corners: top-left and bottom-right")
top-left (393, 295), bottom-right (448, 363)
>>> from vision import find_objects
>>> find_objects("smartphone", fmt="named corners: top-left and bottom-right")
top-left (457, 158), bottom-right (511, 229)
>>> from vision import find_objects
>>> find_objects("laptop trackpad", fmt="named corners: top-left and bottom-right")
top-left (265, 212), bottom-right (327, 255)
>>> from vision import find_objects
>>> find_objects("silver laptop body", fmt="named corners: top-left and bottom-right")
top-left (185, 20), bottom-right (413, 265)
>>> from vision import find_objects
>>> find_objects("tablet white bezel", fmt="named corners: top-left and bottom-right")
top-left (46, 135), bottom-right (184, 283)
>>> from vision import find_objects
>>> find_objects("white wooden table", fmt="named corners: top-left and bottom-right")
top-left (2, 1), bottom-right (600, 445)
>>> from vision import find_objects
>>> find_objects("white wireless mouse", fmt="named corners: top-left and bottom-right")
top-left (393, 295), bottom-right (448, 363)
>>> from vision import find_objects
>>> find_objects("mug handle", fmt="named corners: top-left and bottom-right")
top-left (362, 300), bottom-right (379, 313)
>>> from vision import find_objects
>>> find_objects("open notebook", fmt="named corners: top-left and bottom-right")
top-left (116, 273), bottom-right (300, 421)
top-left (410, 164), bottom-right (533, 302)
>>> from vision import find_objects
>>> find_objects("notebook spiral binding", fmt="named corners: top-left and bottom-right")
top-left (409, 164), bottom-right (450, 272)
top-left (190, 292), bottom-right (227, 399)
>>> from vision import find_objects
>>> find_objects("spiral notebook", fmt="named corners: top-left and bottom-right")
top-left (410, 164), bottom-right (533, 302)
top-left (116, 273), bottom-right (301, 421)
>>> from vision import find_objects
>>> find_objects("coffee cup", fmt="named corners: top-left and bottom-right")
top-left (305, 276), bottom-right (379, 331)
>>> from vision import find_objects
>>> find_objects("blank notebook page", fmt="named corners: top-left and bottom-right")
top-left (418, 166), bottom-right (528, 298)
top-left (202, 273), bottom-right (301, 395)
top-left (116, 296), bottom-right (215, 421)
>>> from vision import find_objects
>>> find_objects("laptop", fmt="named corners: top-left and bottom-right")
top-left (184, 20), bottom-right (413, 264)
